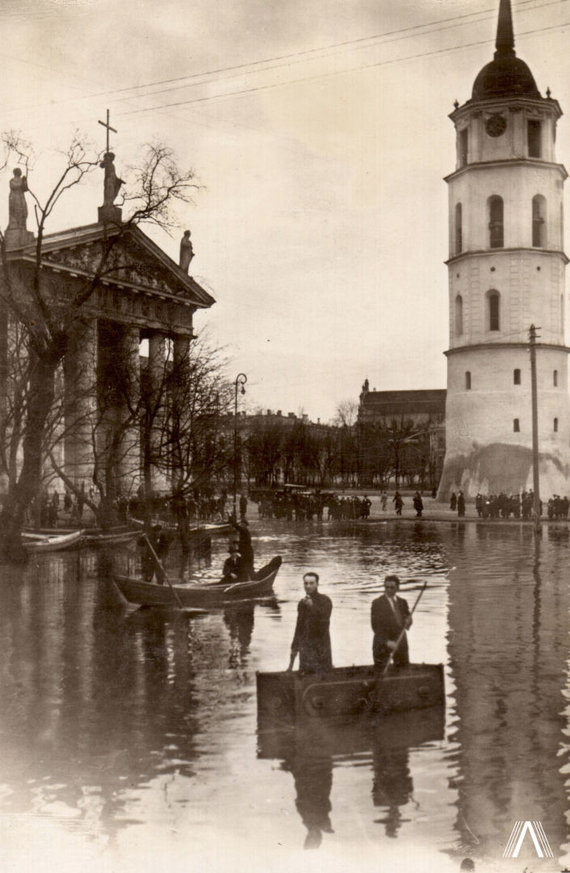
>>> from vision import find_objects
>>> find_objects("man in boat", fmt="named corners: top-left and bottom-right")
top-left (229, 516), bottom-right (254, 579)
top-left (222, 544), bottom-right (245, 581)
top-left (288, 572), bottom-right (333, 674)
top-left (371, 575), bottom-right (412, 671)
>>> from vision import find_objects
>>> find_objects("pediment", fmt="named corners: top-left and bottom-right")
top-left (17, 223), bottom-right (214, 309)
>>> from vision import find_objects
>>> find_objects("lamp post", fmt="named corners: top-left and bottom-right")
top-left (233, 373), bottom-right (247, 516)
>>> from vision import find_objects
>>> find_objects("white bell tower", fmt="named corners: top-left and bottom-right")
top-left (439, 0), bottom-right (570, 498)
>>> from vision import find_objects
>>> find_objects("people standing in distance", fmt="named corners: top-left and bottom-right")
top-left (449, 491), bottom-right (457, 512)
top-left (457, 490), bottom-right (466, 518)
top-left (393, 491), bottom-right (404, 516)
top-left (288, 572), bottom-right (333, 675)
top-left (413, 491), bottom-right (423, 518)
top-left (239, 492), bottom-right (248, 519)
top-left (371, 575), bottom-right (412, 672)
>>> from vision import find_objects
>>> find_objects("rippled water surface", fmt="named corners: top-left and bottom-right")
top-left (0, 520), bottom-right (568, 873)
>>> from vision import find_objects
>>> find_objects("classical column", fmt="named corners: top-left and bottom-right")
top-left (64, 318), bottom-right (98, 489)
top-left (148, 331), bottom-right (167, 493)
top-left (117, 325), bottom-right (141, 495)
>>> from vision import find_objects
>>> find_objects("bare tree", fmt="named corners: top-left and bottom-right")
top-left (0, 136), bottom-right (200, 560)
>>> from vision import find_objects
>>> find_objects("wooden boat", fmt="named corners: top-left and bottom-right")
top-left (113, 555), bottom-right (282, 608)
top-left (257, 662), bottom-right (444, 725)
top-left (22, 530), bottom-right (84, 553)
top-left (81, 526), bottom-right (140, 546)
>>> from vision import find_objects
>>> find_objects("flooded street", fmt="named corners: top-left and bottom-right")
top-left (0, 520), bottom-right (568, 873)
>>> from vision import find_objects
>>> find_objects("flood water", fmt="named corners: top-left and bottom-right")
top-left (0, 520), bottom-right (568, 873)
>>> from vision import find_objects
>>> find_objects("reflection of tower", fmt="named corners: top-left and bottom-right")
top-left (445, 526), bottom-right (569, 861)
top-left (223, 603), bottom-right (254, 667)
top-left (439, 0), bottom-right (570, 497)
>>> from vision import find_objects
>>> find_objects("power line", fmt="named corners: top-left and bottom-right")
top-left (120, 20), bottom-right (570, 118)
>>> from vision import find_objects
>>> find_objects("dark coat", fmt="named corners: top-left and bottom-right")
top-left (371, 593), bottom-right (410, 668)
top-left (231, 520), bottom-right (254, 577)
top-left (291, 592), bottom-right (333, 673)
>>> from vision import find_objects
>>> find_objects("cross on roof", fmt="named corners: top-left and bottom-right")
top-left (98, 109), bottom-right (117, 153)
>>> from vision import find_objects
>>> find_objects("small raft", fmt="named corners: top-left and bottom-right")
top-left (257, 662), bottom-right (444, 725)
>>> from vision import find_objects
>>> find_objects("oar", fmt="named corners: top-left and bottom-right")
top-left (381, 579), bottom-right (429, 677)
top-left (142, 533), bottom-right (184, 609)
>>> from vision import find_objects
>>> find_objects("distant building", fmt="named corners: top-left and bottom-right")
top-left (357, 381), bottom-right (446, 489)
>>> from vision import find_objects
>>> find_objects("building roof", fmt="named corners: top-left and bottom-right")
top-left (471, 0), bottom-right (540, 101)
top-left (359, 389), bottom-right (446, 418)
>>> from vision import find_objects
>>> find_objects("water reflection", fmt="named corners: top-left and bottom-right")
top-left (445, 526), bottom-right (570, 865)
top-left (259, 707), bottom-right (444, 850)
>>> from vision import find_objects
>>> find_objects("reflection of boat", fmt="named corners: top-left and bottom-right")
top-left (22, 530), bottom-right (83, 553)
top-left (113, 556), bottom-right (282, 608)
top-left (257, 663), bottom-right (444, 725)
top-left (258, 704), bottom-right (445, 759)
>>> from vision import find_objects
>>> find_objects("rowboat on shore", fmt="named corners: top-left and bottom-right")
top-left (22, 530), bottom-right (84, 553)
top-left (113, 555), bottom-right (282, 608)
top-left (257, 662), bottom-right (444, 726)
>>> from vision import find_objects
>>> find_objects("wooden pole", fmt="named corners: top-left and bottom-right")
top-left (529, 324), bottom-right (541, 534)
top-left (143, 533), bottom-right (184, 609)
top-left (381, 580), bottom-right (428, 677)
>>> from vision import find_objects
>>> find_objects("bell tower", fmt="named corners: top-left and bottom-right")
top-left (439, 0), bottom-right (570, 497)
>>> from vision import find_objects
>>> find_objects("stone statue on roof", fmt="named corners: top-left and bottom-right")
top-left (179, 229), bottom-right (194, 273)
top-left (100, 152), bottom-right (124, 207)
top-left (8, 168), bottom-right (28, 230)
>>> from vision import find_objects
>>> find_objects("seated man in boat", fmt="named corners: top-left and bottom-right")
top-left (222, 544), bottom-right (245, 581)
top-left (287, 572), bottom-right (333, 674)
top-left (371, 575), bottom-right (412, 671)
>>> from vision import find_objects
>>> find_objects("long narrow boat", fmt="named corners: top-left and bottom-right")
top-left (22, 530), bottom-right (84, 553)
top-left (114, 555), bottom-right (282, 608)
top-left (81, 527), bottom-right (140, 546)
top-left (257, 662), bottom-right (444, 725)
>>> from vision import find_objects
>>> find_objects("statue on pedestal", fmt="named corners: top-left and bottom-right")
top-left (8, 168), bottom-right (28, 230)
top-left (179, 230), bottom-right (194, 273)
top-left (100, 152), bottom-right (124, 207)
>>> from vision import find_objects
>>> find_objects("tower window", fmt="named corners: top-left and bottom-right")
top-left (554, 417), bottom-right (559, 432)
top-left (554, 369), bottom-right (558, 387)
top-left (513, 418), bottom-right (520, 433)
top-left (532, 195), bottom-right (546, 247)
top-left (528, 120), bottom-right (542, 158)
top-left (488, 196), bottom-right (504, 248)
top-left (455, 203), bottom-right (463, 254)
top-left (487, 289), bottom-right (500, 331)
top-left (465, 371), bottom-right (471, 390)
top-left (459, 128), bottom-right (469, 167)
top-left (513, 368), bottom-right (521, 385)
top-left (455, 294), bottom-right (463, 336)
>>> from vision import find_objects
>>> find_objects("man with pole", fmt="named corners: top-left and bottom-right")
top-left (371, 575), bottom-right (425, 672)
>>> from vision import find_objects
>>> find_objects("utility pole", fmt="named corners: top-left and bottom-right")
top-left (233, 373), bottom-right (247, 517)
top-left (529, 324), bottom-right (541, 533)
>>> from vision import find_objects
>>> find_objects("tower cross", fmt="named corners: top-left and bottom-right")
top-left (98, 109), bottom-right (117, 153)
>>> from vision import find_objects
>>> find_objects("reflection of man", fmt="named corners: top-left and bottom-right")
top-left (288, 572), bottom-right (332, 674)
top-left (371, 575), bottom-right (412, 671)
top-left (286, 752), bottom-right (333, 850)
top-left (372, 744), bottom-right (413, 838)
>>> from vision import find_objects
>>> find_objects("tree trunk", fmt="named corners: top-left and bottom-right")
top-left (0, 355), bottom-right (57, 562)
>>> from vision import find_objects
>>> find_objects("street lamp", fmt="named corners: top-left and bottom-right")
top-left (233, 373), bottom-right (247, 516)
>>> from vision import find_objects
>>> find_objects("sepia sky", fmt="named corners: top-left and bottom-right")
top-left (1, 0), bottom-right (569, 419)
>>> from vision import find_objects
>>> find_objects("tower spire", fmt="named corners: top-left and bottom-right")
top-left (495, 0), bottom-right (515, 58)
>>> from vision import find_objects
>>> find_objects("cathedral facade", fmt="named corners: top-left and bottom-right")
top-left (439, 0), bottom-right (570, 498)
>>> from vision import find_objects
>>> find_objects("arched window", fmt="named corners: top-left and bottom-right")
top-left (487, 289), bottom-right (500, 331)
top-left (532, 195), bottom-right (546, 247)
top-left (455, 294), bottom-right (463, 335)
top-left (553, 369), bottom-right (558, 387)
top-left (459, 129), bottom-right (469, 167)
top-left (465, 371), bottom-right (471, 390)
top-left (455, 203), bottom-right (463, 254)
top-left (528, 120), bottom-right (541, 158)
top-left (488, 196), bottom-right (504, 248)
top-left (554, 417), bottom-right (559, 432)
top-left (513, 418), bottom-right (520, 433)
top-left (513, 368), bottom-right (521, 385)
